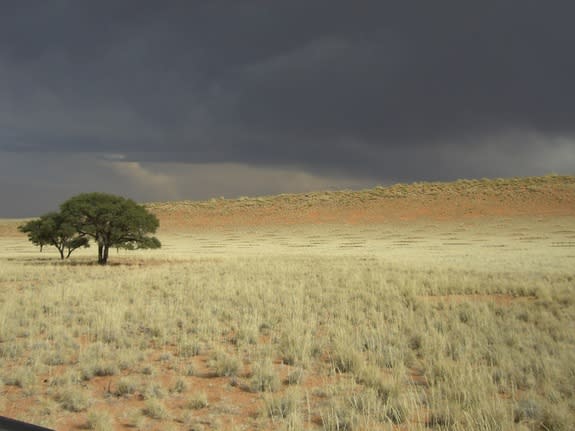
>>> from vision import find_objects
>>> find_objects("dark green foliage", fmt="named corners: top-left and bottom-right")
top-left (20, 192), bottom-right (160, 264)
top-left (19, 212), bottom-right (89, 259)
top-left (59, 192), bottom-right (161, 264)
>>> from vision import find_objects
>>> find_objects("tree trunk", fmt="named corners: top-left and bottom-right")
top-left (98, 242), bottom-right (105, 265)
top-left (97, 243), bottom-right (110, 265)
top-left (58, 247), bottom-right (65, 260)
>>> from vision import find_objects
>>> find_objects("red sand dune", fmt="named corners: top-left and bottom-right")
top-left (147, 175), bottom-right (575, 232)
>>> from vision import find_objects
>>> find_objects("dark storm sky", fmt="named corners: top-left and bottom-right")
top-left (1, 1), bottom-right (574, 217)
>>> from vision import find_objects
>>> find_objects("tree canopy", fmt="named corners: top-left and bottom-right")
top-left (20, 193), bottom-right (161, 265)
top-left (19, 211), bottom-right (89, 259)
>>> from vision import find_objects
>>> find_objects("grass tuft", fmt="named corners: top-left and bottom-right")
top-left (86, 410), bottom-right (115, 431)
top-left (142, 399), bottom-right (169, 420)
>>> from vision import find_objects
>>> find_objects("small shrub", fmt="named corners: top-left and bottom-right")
top-left (126, 409), bottom-right (146, 429)
top-left (426, 362), bottom-right (450, 386)
top-left (209, 350), bottom-right (241, 377)
top-left (279, 332), bottom-right (311, 367)
top-left (178, 341), bottom-right (201, 357)
top-left (186, 391), bottom-right (209, 409)
top-left (143, 400), bottom-right (169, 420)
top-left (181, 364), bottom-right (195, 376)
top-left (375, 345), bottom-right (403, 369)
top-left (43, 351), bottom-right (68, 366)
top-left (408, 334), bottom-right (423, 351)
top-left (86, 410), bottom-right (114, 431)
top-left (4, 367), bottom-right (35, 389)
top-left (82, 362), bottom-right (118, 380)
top-left (171, 378), bottom-right (187, 394)
top-left (513, 398), bottom-right (541, 423)
top-left (320, 400), bottom-right (357, 431)
top-left (427, 409), bottom-right (455, 428)
top-left (263, 390), bottom-right (299, 420)
top-left (286, 367), bottom-right (305, 385)
top-left (230, 327), bottom-right (258, 345)
top-left (141, 365), bottom-right (155, 375)
top-left (513, 398), bottom-right (570, 430)
top-left (331, 347), bottom-right (363, 375)
top-left (159, 352), bottom-right (173, 362)
top-left (115, 377), bottom-right (138, 397)
top-left (354, 365), bottom-right (379, 387)
top-left (355, 367), bottom-right (396, 402)
top-left (56, 387), bottom-right (91, 412)
top-left (249, 359), bottom-right (281, 392)
top-left (348, 389), bottom-right (384, 422)
top-left (48, 371), bottom-right (81, 387)
top-left (539, 403), bottom-right (571, 431)
top-left (0, 342), bottom-right (23, 359)
top-left (117, 350), bottom-right (141, 370)
top-left (259, 322), bottom-right (273, 334)
top-left (384, 401), bottom-right (407, 424)
top-left (143, 382), bottom-right (165, 400)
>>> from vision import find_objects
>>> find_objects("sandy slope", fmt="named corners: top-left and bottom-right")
top-left (148, 175), bottom-right (575, 232)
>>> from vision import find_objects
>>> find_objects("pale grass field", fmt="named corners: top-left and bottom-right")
top-left (0, 216), bottom-right (574, 430)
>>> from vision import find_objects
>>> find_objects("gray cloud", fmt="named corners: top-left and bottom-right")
top-left (0, 1), bottom-right (574, 216)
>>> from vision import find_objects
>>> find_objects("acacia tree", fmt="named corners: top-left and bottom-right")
top-left (60, 192), bottom-right (161, 265)
top-left (19, 212), bottom-right (89, 259)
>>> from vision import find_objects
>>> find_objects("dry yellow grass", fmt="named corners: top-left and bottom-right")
top-left (0, 176), bottom-right (574, 430)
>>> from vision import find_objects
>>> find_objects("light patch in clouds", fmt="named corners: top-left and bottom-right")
top-left (242, 37), bottom-right (351, 79)
top-left (101, 153), bottom-right (126, 161)
top-left (104, 160), bottom-right (180, 201)
top-left (527, 135), bottom-right (575, 174)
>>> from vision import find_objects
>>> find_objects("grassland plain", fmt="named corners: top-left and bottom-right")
top-left (0, 176), bottom-right (574, 430)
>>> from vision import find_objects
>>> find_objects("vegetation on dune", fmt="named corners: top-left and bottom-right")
top-left (146, 174), bottom-right (575, 224)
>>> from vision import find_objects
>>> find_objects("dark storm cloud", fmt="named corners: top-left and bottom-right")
top-left (1, 1), bottom-right (574, 182)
